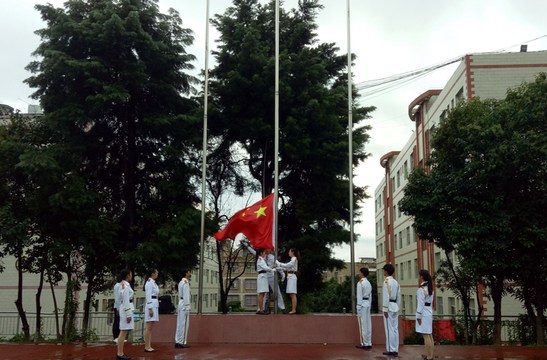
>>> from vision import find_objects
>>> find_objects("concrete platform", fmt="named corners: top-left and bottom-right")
top-left (152, 313), bottom-right (402, 344)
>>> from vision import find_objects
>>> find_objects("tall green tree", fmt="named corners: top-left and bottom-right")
top-left (401, 74), bottom-right (547, 344)
top-left (24, 0), bottom-right (203, 333)
top-left (209, 0), bottom-right (374, 292)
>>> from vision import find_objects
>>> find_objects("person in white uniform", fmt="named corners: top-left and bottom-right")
top-left (256, 248), bottom-right (276, 314)
top-left (382, 263), bottom-right (400, 357)
top-left (276, 248), bottom-right (300, 314)
top-left (143, 268), bottom-right (159, 352)
top-left (355, 267), bottom-right (372, 350)
top-left (416, 269), bottom-right (435, 360)
top-left (175, 269), bottom-right (191, 348)
top-left (112, 274), bottom-right (122, 343)
top-left (241, 239), bottom-right (286, 313)
top-left (116, 269), bottom-right (134, 360)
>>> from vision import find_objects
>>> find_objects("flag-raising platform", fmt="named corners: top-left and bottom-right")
top-left (152, 313), bottom-right (402, 344)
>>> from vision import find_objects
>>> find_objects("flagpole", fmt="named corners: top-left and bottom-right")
top-left (273, 0), bottom-right (280, 314)
top-left (198, 0), bottom-right (211, 315)
top-left (347, 0), bottom-right (356, 315)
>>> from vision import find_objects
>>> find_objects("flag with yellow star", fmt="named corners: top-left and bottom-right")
top-left (214, 193), bottom-right (275, 249)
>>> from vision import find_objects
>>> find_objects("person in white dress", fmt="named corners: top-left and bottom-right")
top-left (256, 248), bottom-right (276, 314)
top-left (143, 268), bottom-right (159, 352)
top-left (382, 263), bottom-right (400, 357)
top-left (175, 269), bottom-right (191, 348)
top-left (241, 239), bottom-right (286, 313)
top-left (276, 248), bottom-right (300, 314)
top-left (355, 267), bottom-right (372, 350)
top-left (116, 269), bottom-right (134, 360)
top-left (112, 274), bottom-right (122, 343)
top-left (416, 269), bottom-right (435, 360)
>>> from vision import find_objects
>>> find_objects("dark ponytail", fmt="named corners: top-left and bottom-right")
top-left (143, 268), bottom-right (157, 291)
top-left (419, 269), bottom-right (433, 296)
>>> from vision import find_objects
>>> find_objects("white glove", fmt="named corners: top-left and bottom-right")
top-left (280, 273), bottom-right (286, 282)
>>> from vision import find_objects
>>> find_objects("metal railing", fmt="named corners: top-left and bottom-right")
top-left (0, 311), bottom-right (145, 342)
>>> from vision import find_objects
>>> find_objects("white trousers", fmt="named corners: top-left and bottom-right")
top-left (383, 311), bottom-right (399, 353)
top-left (175, 304), bottom-right (190, 345)
top-left (266, 274), bottom-right (285, 310)
top-left (357, 306), bottom-right (372, 346)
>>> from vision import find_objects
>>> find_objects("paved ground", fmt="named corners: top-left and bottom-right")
top-left (0, 343), bottom-right (545, 360)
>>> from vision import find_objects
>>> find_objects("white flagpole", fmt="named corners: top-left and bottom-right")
top-left (198, 0), bottom-right (211, 315)
top-left (347, 0), bottom-right (356, 315)
top-left (273, 0), bottom-right (280, 314)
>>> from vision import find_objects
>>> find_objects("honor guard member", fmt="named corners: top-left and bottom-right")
top-left (355, 267), bottom-right (372, 350)
top-left (241, 239), bottom-right (286, 313)
top-left (112, 274), bottom-right (122, 344)
top-left (276, 248), bottom-right (300, 314)
top-left (416, 269), bottom-right (435, 360)
top-left (175, 269), bottom-right (191, 348)
top-left (143, 268), bottom-right (159, 352)
top-left (116, 269), bottom-right (134, 360)
top-left (382, 264), bottom-right (400, 357)
top-left (256, 248), bottom-right (276, 314)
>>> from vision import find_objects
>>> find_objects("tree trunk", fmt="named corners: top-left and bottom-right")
top-left (491, 276), bottom-right (504, 345)
top-left (14, 245), bottom-right (30, 340)
top-left (121, 110), bottom-right (137, 255)
top-left (48, 271), bottom-right (61, 339)
top-left (34, 267), bottom-right (45, 342)
top-left (216, 242), bottom-right (229, 314)
top-left (534, 281), bottom-right (545, 345)
top-left (82, 269), bottom-right (95, 343)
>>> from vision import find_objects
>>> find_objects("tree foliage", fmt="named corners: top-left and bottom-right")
top-left (208, 0), bottom-right (374, 292)
top-left (0, 0), bottom-right (206, 337)
top-left (400, 73), bottom-right (547, 344)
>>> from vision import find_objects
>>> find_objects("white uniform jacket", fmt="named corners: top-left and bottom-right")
top-left (113, 281), bottom-right (122, 310)
top-left (145, 278), bottom-right (159, 310)
top-left (119, 280), bottom-right (134, 318)
top-left (382, 276), bottom-right (401, 313)
top-left (178, 278), bottom-right (191, 309)
top-left (357, 277), bottom-right (372, 310)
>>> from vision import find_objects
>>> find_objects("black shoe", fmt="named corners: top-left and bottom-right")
top-left (175, 343), bottom-right (185, 348)
top-left (116, 355), bottom-right (130, 360)
top-left (355, 345), bottom-right (366, 349)
top-left (382, 351), bottom-right (396, 356)
top-left (364, 345), bottom-right (372, 350)
top-left (181, 344), bottom-right (191, 348)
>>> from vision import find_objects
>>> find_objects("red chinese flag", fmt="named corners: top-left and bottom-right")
top-left (214, 193), bottom-right (274, 250)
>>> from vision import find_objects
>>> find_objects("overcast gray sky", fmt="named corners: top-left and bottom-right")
top-left (1, 0), bottom-right (547, 261)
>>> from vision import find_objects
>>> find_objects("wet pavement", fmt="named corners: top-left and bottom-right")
top-left (0, 343), bottom-right (545, 360)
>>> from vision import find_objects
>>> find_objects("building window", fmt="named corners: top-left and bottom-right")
top-left (396, 170), bottom-right (401, 188)
top-left (407, 260), bottom-right (412, 280)
top-left (456, 87), bottom-right (464, 105)
top-left (448, 297), bottom-right (456, 315)
top-left (394, 234), bottom-right (398, 249)
top-left (398, 231), bottom-right (403, 249)
top-left (413, 259), bottom-right (418, 278)
top-left (244, 295), bottom-right (257, 307)
top-left (469, 299), bottom-right (476, 316)
top-left (244, 279), bottom-right (257, 290)
top-left (205, 294), bottom-right (209, 308)
top-left (435, 252), bottom-right (441, 271)
top-left (394, 205), bottom-right (397, 220)
top-left (406, 227), bottom-right (411, 245)
top-left (230, 279), bottom-right (240, 289)
top-left (398, 205), bottom-right (402, 219)
top-left (408, 295), bottom-right (413, 313)
top-left (403, 161), bottom-right (409, 179)
top-left (436, 296), bottom-right (444, 316)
